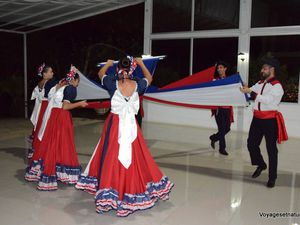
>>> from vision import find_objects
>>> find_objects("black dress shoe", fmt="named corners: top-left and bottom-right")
top-left (266, 179), bottom-right (276, 188)
top-left (219, 149), bottom-right (228, 156)
top-left (252, 165), bottom-right (267, 178)
top-left (210, 140), bottom-right (216, 149)
top-left (209, 136), bottom-right (216, 149)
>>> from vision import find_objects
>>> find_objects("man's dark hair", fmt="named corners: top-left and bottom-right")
top-left (216, 61), bottom-right (228, 68)
top-left (214, 60), bottom-right (229, 78)
top-left (261, 57), bottom-right (281, 75)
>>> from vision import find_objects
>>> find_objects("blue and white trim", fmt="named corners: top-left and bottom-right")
top-left (25, 160), bottom-right (81, 191)
top-left (95, 176), bottom-right (174, 217)
top-left (75, 174), bottom-right (99, 194)
top-left (25, 159), bottom-right (43, 181)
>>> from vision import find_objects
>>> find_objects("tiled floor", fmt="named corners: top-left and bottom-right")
top-left (0, 117), bottom-right (299, 225)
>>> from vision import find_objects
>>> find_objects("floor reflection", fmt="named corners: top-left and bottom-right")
top-left (0, 118), bottom-right (299, 225)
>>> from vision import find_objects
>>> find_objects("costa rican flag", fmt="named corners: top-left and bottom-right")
top-left (75, 56), bottom-right (248, 109)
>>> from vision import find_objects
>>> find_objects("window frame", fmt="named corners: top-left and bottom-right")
top-left (143, 0), bottom-right (300, 103)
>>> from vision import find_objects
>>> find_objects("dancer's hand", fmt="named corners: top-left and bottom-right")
top-left (99, 60), bottom-right (114, 79)
top-left (135, 57), bottom-right (144, 66)
top-left (106, 60), bottom-right (114, 67)
top-left (56, 79), bottom-right (66, 89)
top-left (58, 78), bottom-right (67, 86)
top-left (240, 86), bottom-right (252, 93)
top-left (79, 100), bottom-right (88, 108)
top-left (63, 100), bottom-right (88, 110)
top-left (70, 64), bottom-right (78, 73)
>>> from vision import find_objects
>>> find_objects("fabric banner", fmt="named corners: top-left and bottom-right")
top-left (144, 74), bottom-right (248, 107)
top-left (76, 58), bottom-right (248, 108)
top-left (76, 56), bottom-right (162, 100)
top-left (76, 70), bottom-right (110, 100)
top-left (160, 66), bottom-right (215, 90)
top-left (97, 55), bottom-right (164, 78)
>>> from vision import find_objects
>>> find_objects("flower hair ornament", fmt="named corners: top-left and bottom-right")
top-left (116, 56), bottom-right (137, 80)
top-left (37, 63), bottom-right (45, 77)
top-left (65, 65), bottom-right (78, 83)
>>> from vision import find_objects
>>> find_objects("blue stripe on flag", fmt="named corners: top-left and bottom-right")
top-left (146, 74), bottom-right (243, 93)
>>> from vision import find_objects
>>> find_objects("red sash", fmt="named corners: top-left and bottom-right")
top-left (86, 101), bottom-right (111, 109)
top-left (254, 110), bottom-right (288, 144)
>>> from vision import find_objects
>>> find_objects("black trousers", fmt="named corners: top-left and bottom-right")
top-left (210, 108), bottom-right (231, 151)
top-left (247, 117), bottom-right (278, 180)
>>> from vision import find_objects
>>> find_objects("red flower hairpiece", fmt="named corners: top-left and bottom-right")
top-left (65, 65), bottom-right (77, 82)
top-left (37, 63), bottom-right (45, 77)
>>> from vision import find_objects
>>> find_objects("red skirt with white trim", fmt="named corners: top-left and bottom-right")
top-left (75, 113), bottom-right (174, 217)
top-left (28, 100), bottom-right (48, 160)
top-left (25, 108), bottom-right (81, 191)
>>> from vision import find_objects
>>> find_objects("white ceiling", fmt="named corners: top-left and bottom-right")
top-left (0, 0), bottom-right (143, 34)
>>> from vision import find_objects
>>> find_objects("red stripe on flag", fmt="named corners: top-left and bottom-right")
top-left (159, 66), bottom-right (215, 90)
top-left (143, 96), bottom-right (218, 110)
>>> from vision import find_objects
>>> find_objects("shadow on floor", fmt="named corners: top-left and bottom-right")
top-left (157, 161), bottom-right (300, 188)
top-left (3, 146), bottom-right (299, 189)
top-left (153, 147), bottom-right (210, 159)
top-left (0, 147), bottom-right (27, 163)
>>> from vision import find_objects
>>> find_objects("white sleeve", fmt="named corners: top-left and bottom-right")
top-left (143, 78), bottom-right (149, 87)
top-left (47, 86), bottom-right (56, 99)
top-left (256, 84), bottom-right (284, 105)
top-left (31, 86), bottom-right (39, 100)
top-left (250, 82), bottom-right (260, 93)
top-left (101, 75), bottom-right (107, 86)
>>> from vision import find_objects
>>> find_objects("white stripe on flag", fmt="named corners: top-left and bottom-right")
top-left (76, 70), bottom-right (110, 100)
top-left (145, 83), bottom-right (247, 106)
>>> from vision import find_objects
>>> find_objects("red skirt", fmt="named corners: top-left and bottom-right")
top-left (75, 113), bottom-right (174, 217)
top-left (25, 108), bottom-right (81, 191)
top-left (28, 100), bottom-right (48, 160)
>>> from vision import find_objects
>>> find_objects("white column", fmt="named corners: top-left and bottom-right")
top-left (189, 38), bottom-right (194, 75)
top-left (23, 33), bottom-right (28, 119)
top-left (235, 0), bottom-right (252, 149)
top-left (237, 34), bottom-right (250, 83)
top-left (143, 0), bottom-right (152, 55)
top-left (237, 0), bottom-right (252, 83)
top-left (143, 0), bottom-right (153, 127)
top-left (189, 0), bottom-right (195, 75)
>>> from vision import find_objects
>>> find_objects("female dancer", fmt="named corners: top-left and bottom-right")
top-left (25, 66), bottom-right (88, 190)
top-left (76, 57), bottom-right (174, 217)
top-left (28, 63), bottom-right (57, 159)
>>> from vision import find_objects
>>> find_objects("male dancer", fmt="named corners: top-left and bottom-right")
top-left (210, 61), bottom-right (232, 155)
top-left (240, 57), bottom-right (288, 188)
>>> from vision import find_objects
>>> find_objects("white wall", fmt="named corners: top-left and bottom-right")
top-left (143, 100), bottom-right (300, 138)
